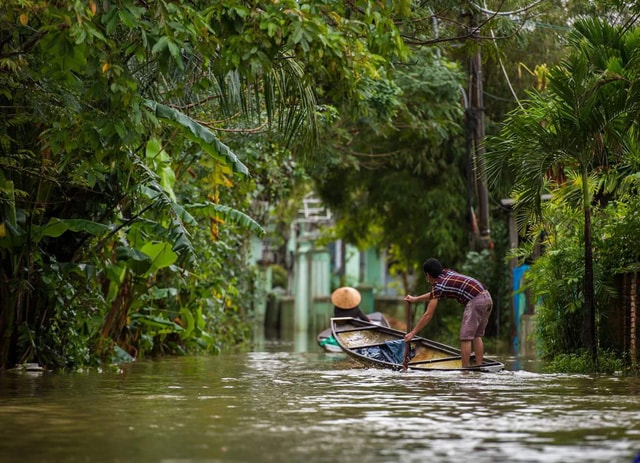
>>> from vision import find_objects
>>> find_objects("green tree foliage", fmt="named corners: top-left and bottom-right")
top-left (305, 1), bottom-right (575, 290)
top-left (0, 0), bottom-right (407, 369)
top-left (524, 192), bottom-right (637, 373)
top-left (309, 49), bottom-right (469, 291)
top-left (598, 191), bottom-right (640, 275)
top-left (486, 17), bottom-right (640, 368)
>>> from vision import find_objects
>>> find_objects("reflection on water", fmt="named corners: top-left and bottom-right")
top-left (0, 336), bottom-right (638, 463)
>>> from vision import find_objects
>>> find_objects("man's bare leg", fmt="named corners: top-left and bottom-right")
top-left (460, 340), bottom-right (472, 367)
top-left (473, 337), bottom-right (484, 365)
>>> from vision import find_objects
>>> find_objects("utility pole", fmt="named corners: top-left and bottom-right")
top-left (468, 10), bottom-right (491, 250)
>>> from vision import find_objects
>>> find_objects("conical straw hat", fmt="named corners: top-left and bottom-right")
top-left (331, 287), bottom-right (362, 309)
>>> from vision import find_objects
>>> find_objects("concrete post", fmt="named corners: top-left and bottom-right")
top-left (294, 238), bottom-right (312, 334)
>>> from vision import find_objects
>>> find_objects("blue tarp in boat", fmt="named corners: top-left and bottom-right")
top-left (354, 340), bottom-right (414, 364)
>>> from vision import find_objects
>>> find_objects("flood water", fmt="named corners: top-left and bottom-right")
top-left (0, 336), bottom-right (639, 463)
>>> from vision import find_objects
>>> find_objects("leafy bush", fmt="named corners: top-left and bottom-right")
top-left (521, 192), bottom-right (637, 370)
top-left (597, 192), bottom-right (640, 274)
top-left (543, 349), bottom-right (625, 375)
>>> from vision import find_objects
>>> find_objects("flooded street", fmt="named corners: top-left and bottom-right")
top-left (0, 338), bottom-right (638, 463)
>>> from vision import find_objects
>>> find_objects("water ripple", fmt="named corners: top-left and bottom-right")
top-left (0, 352), bottom-right (637, 463)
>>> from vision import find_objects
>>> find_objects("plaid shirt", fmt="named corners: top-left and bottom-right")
top-left (431, 268), bottom-right (486, 305)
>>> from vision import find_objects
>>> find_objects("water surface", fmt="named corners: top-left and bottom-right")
top-left (0, 341), bottom-right (638, 463)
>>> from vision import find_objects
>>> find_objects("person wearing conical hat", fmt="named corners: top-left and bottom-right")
top-left (331, 286), bottom-right (370, 322)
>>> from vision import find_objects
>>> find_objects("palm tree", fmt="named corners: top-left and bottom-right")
top-left (486, 17), bottom-right (640, 367)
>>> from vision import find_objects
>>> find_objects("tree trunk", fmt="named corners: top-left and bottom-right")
top-left (582, 167), bottom-right (597, 368)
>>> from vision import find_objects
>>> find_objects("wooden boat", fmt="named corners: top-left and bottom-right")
top-left (318, 312), bottom-right (390, 353)
top-left (330, 316), bottom-right (505, 372)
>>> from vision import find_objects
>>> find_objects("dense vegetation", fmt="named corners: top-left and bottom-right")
top-left (0, 0), bottom-right (406, 369)
top-left (2, 1), bottom-right (640, 372)
top-left (487, 15), bottom-right (640, 372)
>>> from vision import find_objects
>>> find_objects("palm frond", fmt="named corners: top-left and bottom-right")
top-left (144, 100), bottom-right (249, 175)
top-left (187, 202), bottom-right (264, 237)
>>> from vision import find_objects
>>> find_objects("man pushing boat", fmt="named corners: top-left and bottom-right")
top-left (403, 258), bottom-right (493, 368)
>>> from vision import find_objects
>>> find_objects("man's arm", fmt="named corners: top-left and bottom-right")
top-left (404, 298), bottom-right (439, 342)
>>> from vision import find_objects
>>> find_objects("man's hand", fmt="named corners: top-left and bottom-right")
top-left (404, 332), bottom-right (414, 342)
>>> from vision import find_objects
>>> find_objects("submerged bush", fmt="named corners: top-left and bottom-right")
top-left (543, 349), bottom-right (625, 375)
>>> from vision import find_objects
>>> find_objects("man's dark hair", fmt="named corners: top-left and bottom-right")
top-left (423, 258), bottom-right (443, 278)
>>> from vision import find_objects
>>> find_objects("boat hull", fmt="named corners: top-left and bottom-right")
top-left (331, 317), bottom-right (504, 372)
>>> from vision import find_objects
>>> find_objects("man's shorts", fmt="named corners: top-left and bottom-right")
top-left (460, 290), bottom-right (493, 341)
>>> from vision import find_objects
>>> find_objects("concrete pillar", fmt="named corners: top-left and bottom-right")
top-left (254, 266), bottom-right (271, 327)
top-left (311, 247), bottom-right (331, 333)
top-left (311, 248), bottom-right (331, 297)
top-left (294, 239), bottom-right (312, 334)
